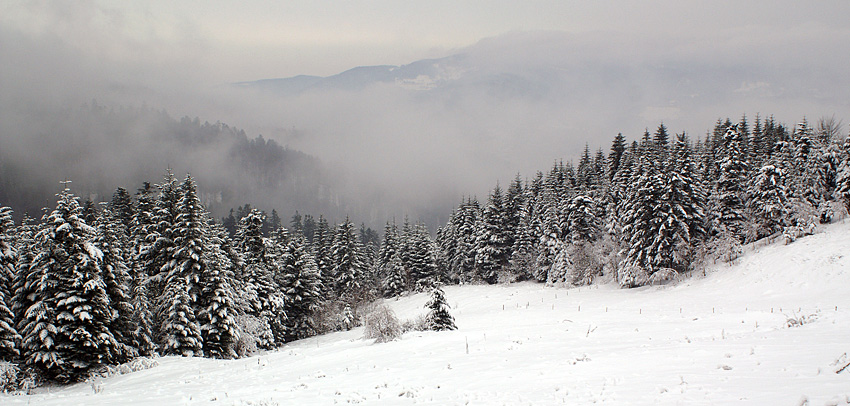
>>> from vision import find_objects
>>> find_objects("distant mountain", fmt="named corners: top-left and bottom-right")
top-left (236, 56), bottom-right (471, 93)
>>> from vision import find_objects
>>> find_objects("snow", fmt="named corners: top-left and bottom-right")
top-left (6, 221), bottom-right (850, 405)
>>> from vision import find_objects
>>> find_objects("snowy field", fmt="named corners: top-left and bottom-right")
top-left (5, 222), bottom-right (850, 405)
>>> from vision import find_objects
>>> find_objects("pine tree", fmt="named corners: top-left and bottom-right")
top-left (653, 135), bottom-right (707, 271)
top-left (312, 215), bottom-right (334, 299)
top-left (139, 170), bottom-right (181, 307)
top-left (654, 123), bottom-right (670, 161)
top-left (10, 214), bottom-right (38, 352)
top-left (331, 218), bottom-right (366, 303)
top-left (567, 195), bottom-right (599, 244)
top-left (424, 285), bottom-right (456, 331)
top-left (508, 185), bottom-right (538, 282)
top-left (475, 185), bottom-right (509, 284)
top-left (198, 223), bottom-right (239, 359)
top-left (619, 158), bottom-right (663, 286)
top-left (128, 182), bottom-right (157, 355)
top-left (503, 174), bottom-right (525, 258)
top-left (453, 198), bottom-right (480, 283)
top-left (713, 125), bottom-right (750, 242)
top-left (747, 164), bottom-right (790, 238)
top-left (93, 207), bottom-right (137, 362)
top-left (0, 205), bottom-right (21, 361)
top-left (21, 184), bottom-right (119, 382)
top-left (108, 187), bottom-right (134, 233)
top-left (235, 209), bottom-right (281, 349)
top-left (609, 133), bottom-right (627, 180)
top-left (379, 222), bottom-right (406, 297)
top-left (407, 223), bottom-right (438, 290)
top-left (159, 175), bottom-right (206, 357)
top-left (278, 234), bottom-right (322, 341)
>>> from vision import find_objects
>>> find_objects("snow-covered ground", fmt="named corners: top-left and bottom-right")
top-left (6, 222), bottom-right (850, 405)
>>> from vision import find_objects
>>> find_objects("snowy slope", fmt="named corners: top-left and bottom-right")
top-left (5, 221), bottom-right (850, 405)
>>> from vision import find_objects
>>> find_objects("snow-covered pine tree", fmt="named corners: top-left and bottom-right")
top-left (747, 165), bottom-right (790, 239)
top-left (22, 184), bottom-right (120, 382)
top-left (567, 195), bottom-right (599, 244)
top-left (453, 198), bottom-right (480, 283)
top-left (139, 170), bottom-right (181, 309)
top-left (379, 222), bottom-right (406, 296)
top-left (834, 135), bottom-right (850, 215)
top-left (609, 133), bottom-right (627, 180)
top-left (618, 157), bottom-right (662, 287)
top-left (0, 205), bottom-right (21, 361)
top-left (108, 186), bottom-right (134, 233)
top-left (312, 215), bottom-right (334, 299)
top-left (159, 175), bottom-right (205, 357)
top-left (653, 134), bottom-right (707, 272)
top-left (128, 182), bottom-right (157, 356)
top-left (475, 185), bottom-right (509, 284)
top-left (331, 217), bottom-right (366, 303)
top-left (93, 207), bottom-right (138, 363)
top-left (235, 209), bottom-right (281, 349)
top-left (278, 233), bottom-right (322, 342)
top-left (408, 223), bottom-right (439, 290)
top-left (198, 223), bottom-right (239, 359)
top-left (508, 187), bottom-right (538, 282)
top-left (424, 284), bottom-right (456, 331)
top-left (10, 214), bottom-right (38, 349)
top-left (504, 174), bottom-right (525, 260)
top-left (713, 124), bottom-right (750, 242)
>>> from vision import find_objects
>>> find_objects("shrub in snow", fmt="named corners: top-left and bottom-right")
top-left (0, 361), bottom-right (20, 393)
top-left (363, 304), bottom-right (402, 343)
top-left (617, 260), bottom-right (648, 288)
top-left (786, 312), bottom-right (818, 328)
top-left (234, 315), bottom-right (273, 357)
top-left (401, 314), bottom-right (428, 333)
top-left (647, 267), bottom-right (679, 285)
top-left (340, 305), bottom-right (357, 331)
top-left (92, 357), bottom-right (160, 379)
top-left (0, 362), bottom-right (40, 394)
top-left (424, 285), bottom-right (456, 331)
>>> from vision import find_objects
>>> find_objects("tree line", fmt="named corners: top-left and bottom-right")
top-left (1, 114), bottom-right (849, 384)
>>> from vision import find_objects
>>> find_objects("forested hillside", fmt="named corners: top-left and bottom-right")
top-left (0, 113), bottom-right (849, 387)
top-left (0, 102), bottom-right (331, 221)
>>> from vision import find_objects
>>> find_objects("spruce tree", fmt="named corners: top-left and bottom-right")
top-left (235, 209), bottom-right (281, 349)
top-left (453, 198), bottom-right (480, 283)
top-left (278, 234), bottom-right (322, 341)
top-left (408, 223), bottom-right (438, 290)
top-left (159, 175), bottom-right (206, 356)
top-left (331, 218), bottom-right (366, 303)
top-left (312, 215), bottom-right (334, 299)
top-left (93, 207), bottom-right (137, 362)
top-left (424, 285), bottom-right (456, 331)
top-left (198, 223), bottom-right (239, 359)
top-left (379, 222), bottom-right (406, 296)
top-left (22, 184), bottom-right (119, 382)
top-left (128, 182), bottom-right (157, 355)
top-left (713, 125), bottom-right (750, 242)
top-left (508, 187), bottom-right (538, 281)
top-left (108, 187), bottom-right (134, 233)
top-left (836, 136), bottom-right (850, 214)
top-left (0, 205), bottom-right (21, 361)
top-left (609, 133), bottom-right (627, 180)
top-left (475, 185), bottom-right (509, 284)
top-left (747, 165), bottom-right (790, 238)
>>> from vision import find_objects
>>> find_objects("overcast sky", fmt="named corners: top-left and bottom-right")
top-left (4, 0), bottom-right (849, 81)
top-left (2, 0), bottom-right (850, 222)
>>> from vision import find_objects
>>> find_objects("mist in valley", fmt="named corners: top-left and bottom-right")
top-left (1, 1), bottom-right (849, 229)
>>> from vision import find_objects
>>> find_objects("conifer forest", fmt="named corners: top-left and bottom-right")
top-left (1, 113), bottom-right (850, 387)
